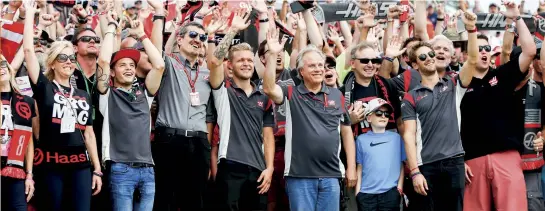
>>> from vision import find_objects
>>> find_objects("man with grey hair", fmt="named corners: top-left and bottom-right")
top-left (263, 30), bottom-right (357, 210)
top-left (152, 21), bottom-right (212, 211)
top-left (429, 34), bottom-right (458, 79)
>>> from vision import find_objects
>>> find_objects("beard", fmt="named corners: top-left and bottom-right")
top-left (36, 53), bottom-right (46, 72)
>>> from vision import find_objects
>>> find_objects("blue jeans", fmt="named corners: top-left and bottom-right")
top-left (1, 176), bottom-right (27, 211)
top-left (285, 177), bottom-right (340, 211)
top-left (110, 163), bottom-right (155, 211)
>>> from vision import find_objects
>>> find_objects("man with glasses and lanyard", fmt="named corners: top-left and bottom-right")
top-left (152, 22), bottom-right (212, 211)
top-left (400, 11), bottom-right (478, 211)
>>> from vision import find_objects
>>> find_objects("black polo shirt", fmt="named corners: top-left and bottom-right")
top-left (212, 79), bottom-right (274, 171)
top-left (279, 83), bottom-right (351, 178)
top-left (460, 52), bottom-right (528, 161)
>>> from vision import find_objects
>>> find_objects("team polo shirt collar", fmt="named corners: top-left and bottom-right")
top-left (229, 79), bottom-right (263, 96)
top-left (175, 53), bottom-right (198, 70)
top-left (413, 77), bottom-right (449, 92)
top-left (297, 83), bottom-right (331, 95)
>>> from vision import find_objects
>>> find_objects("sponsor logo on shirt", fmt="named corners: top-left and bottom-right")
top-left (489, 76), bottom-right (498, 86)
top-left (257, 101), bottom-right (264, 108)
top-left (203, 75), bottom-right (209, 81)
top-left (328, 100), bottom-right (335, 106)
top-left (416, 94), bottom-right (428, 101)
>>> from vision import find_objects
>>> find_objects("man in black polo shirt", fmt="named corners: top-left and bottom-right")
top-left (262, 29), bottom-right (356, 211)
top-left (96, 16), bottom-right (165, 210)
top-left (460, 2), bottom-right (536, 210)
top-left (401, 11), bottom-right (478, 211)
top-left (208, 10), bottom-right (275, 209)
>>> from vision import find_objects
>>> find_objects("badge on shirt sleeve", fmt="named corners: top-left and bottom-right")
top-left (190, 92), bottom-right (201, 106)
top-left (60, 111), bottom-right (76, 133)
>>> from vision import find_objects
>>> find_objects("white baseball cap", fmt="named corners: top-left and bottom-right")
top-left (363, 98), bottom-right (393, 118)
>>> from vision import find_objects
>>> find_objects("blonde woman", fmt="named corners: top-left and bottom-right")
top-left (0, 55), bottom-right (36, 211)
top-left (22, 2), bottom-right (101, 211)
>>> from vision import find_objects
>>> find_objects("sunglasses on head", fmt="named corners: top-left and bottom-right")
top-left (0, 60), bottom-right (7, 68)
top-left (357, 58), bottom-right (382, 64)
top-left (374, 110), bottom-right (391, 118)
top-left (33, 38), bottom-right (50, 47)
top-left (478, 45), bottom-right (491, 52)
top-left (56, 54), bottom-right (77, 63)
top-left (418, 51), bottom-right (436, 61)
top-left (77, 36), bottom-right (101, 44)
top-left (188, 31), bottom-right (207, 42)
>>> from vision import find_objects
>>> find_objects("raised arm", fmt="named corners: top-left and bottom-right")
top-left (141, 23), bottom-right (166, 95)
top-left (380, 35), bottom-right (406, 79)
top-left (96, 11), bottom-right (118, 94)
top-left (148, 0), bottom-right (165, 51)
top-left (303, 9), bottom-right (323, 49)
top-left (210, 8), bottom-right (251, 89)
top-left (22, 1), bottom-right (40, 85)
top-left (263, 26), bottom-right (287, 105)
top-left (458, 11), bottom-right (478, 87)
top-left (503, 1), bottom-right (536, 73)
top-left (500, 18), bottom-right (515, 65)
top-left (414, 0), bottom-right (429, 41)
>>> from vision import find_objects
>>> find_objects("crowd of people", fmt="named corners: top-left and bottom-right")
top-left (0, 0), bottom-right (545, 211)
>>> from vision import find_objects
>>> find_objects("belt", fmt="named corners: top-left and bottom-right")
top-left (156, 127), bottom-right (207, 139)
top-left (120, 162), bottom-right (154, 168)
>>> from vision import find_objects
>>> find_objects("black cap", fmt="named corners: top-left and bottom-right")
top-left (40, 31), bottom-right (55, 43)
top-left (489, 3), bottom-right (498, 8)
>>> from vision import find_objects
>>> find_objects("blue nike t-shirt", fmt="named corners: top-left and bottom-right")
top-left (356, 131), bottom-right (406, 194)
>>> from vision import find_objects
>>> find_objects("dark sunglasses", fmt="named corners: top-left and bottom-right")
top-left (357, 58), bottom-right (382, 64)
top-left (188, 31), bottom-right (207, 42)
top-left (78, 36), bottom-right (101, 44)
top-left (56, 54), bottom-right (77, 63)
top-left (478, 45), bottom-right (491, 52)
top-left (33, 38), bottom-right (50, 47)
top-left (0, 60), bottom-right (7, 68)
top-left (418, 51), bottom-right (436, 61)
top-left (374, 110), bottom-right (391, 117)
top-left (326, 64), bottom-right (335, 69)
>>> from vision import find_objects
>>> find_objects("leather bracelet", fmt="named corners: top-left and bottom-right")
top-left (208, 40), bottom-right (216, 44)
top-left (410, 167), bottom-right (418, 173)
top-left (138, 34), bottom-right (148, 42)
top-left (515, 16), bottom-right (522, 21)
top-left (259, 18), bottom-right (269, 23)
top-left (467, 28), bottom-right (477, 33)
top-left (93, 171), bottom-right (103, 177)
top-left (383, 56), bottom-right (394, 62)
top-left (397, 187), bottom-right (403, 195)
top-left (153, 15), bottom-right (165, 22)
top-left (437, 18), bottom-right (445, 21)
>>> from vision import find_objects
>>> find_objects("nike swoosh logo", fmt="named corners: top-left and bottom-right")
top-left (370, 142), bottom-right (387, 147)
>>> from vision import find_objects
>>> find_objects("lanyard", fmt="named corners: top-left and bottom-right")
top-left (174, 55), bottom-right (199, 92)
top-left (76, 62), bottom-right (96, 94)
top-left (53, 80), bottom-right (74, 100)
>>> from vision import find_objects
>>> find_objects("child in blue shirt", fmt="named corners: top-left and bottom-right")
top-left (355, 98), bottom-right (406, 211)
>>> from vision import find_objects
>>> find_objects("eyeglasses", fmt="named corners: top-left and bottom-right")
top-left (77, 36), bottom-right (101, 44)
top-left (0, 60), bottom-right (7, 68)
top-left (478, 45), bottom-right (491, 52)
top-left (374, 110), bottom-right (391, 117)
top-left (418, 51), bottom-right (436, 61)
top-left (188, 31), bottom-right (207, 42)
top-left (56, 54), bottom-right (77, 63)
top-left (357, 58), bottom-right (382, 64)
top-left (33, 38), bottom-right (50, 47)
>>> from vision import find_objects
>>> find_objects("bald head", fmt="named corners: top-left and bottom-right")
top-left (120, 37), bottom-right (138, 49)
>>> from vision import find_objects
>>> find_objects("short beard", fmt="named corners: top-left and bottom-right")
top-left (36, 53), bottom-right (46, 71)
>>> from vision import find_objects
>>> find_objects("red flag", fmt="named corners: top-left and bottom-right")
top-left (1, 21), bottom-right (24, 63)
